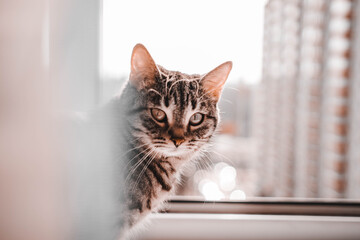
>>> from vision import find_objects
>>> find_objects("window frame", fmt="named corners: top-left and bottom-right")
top-left (163, 197), bottom-right (360, 216)
top-left (137, 198), bottom-right (360, 240)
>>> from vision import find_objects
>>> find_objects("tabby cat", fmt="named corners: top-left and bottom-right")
top-left (109, 44), bottom-right (232, 238)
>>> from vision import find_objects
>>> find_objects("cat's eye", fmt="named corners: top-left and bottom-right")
top-left (151, 108), bottom-right (166, 122)
top-left (189, 113), bottom-right (204, 126)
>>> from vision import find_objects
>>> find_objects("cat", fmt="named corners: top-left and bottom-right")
top-left (101, 44), bottom-right (232, 239)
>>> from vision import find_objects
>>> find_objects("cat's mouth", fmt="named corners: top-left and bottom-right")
top-left (152, 143), bottom-right (193, 158)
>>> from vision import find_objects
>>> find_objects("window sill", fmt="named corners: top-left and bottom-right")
top-left (138, 213), bottom-right (360, 240)
top-left (137, 198), bottom-right (360, 240)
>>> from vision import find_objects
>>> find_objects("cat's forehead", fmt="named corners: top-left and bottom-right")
top-left (158, 66), bottom-right (201, 84)
top-left (143, 66), bottom-right (214, 113)
top-left (157, 66), bottom-right (199, 93)
top-left (156, 67), bottom-right (201, 107)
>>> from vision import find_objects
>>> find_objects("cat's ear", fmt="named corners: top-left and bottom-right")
top-left (202, 61), bottom-right (232, 100)
top-left (129, 44), bottom-right (159, 90)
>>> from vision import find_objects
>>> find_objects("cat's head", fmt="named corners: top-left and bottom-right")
top-left (124, 44), bottom-right (232, 159)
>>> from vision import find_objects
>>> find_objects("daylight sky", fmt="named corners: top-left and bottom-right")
top-left (102, 0), bottom-right (266, 84)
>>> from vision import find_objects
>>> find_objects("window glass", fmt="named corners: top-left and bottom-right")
top-left (102, 0), bottom-right (360, 200)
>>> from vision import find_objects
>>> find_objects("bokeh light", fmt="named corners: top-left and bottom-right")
top-left (230, 190), bottom-right (246, 200)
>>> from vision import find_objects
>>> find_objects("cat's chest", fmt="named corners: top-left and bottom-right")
top-left (126, 155), bottom-right (186, 224)
top-left (131, 169), bottom-right (179, 224)
top-left (141, 159), bottom-right (182, 211)
top-left (151, 171), bottom-right (179, 208)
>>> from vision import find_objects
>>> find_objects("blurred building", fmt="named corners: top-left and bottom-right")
top-left (218, 82), bottom-right (253, 137)
top-left (255, 0), bottom-right (360, 198)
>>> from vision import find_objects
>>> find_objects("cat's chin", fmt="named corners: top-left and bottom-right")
top-left (153, 146), bottom-right (193, 159)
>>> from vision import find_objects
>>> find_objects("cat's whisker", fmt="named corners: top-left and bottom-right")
top-left (226, 86), bottom-right (241, 93)
top-left (197, 157), bottom-right (207, 170)
top-left (134, 152), bottom-right (156, 188)
top-left (129, 136), bottom-right (145, 143)
top-left (203, 153), bottom-right (215, 171)
top-left (131, 149), bottom-right (158, 193)
top-left (121, 142), bottom-right (149, 157)
top-left (124, 145), bottom-right (151, 167)
top-left (125, 146), bottom-right (153, 182)
top-left (126, 147), bottom-right (153, 175)
top-left (196, 150), bottom-right (214, 172)
top-left (211, 150), bottom-right (235, 165)
top-left (220, 98), bottom-right (233, 105)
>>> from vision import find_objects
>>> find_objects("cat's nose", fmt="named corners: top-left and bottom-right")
top-left (171, 138), bottom-right (185, 147)
top-left (168, 127), bottom-right (185, 147)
